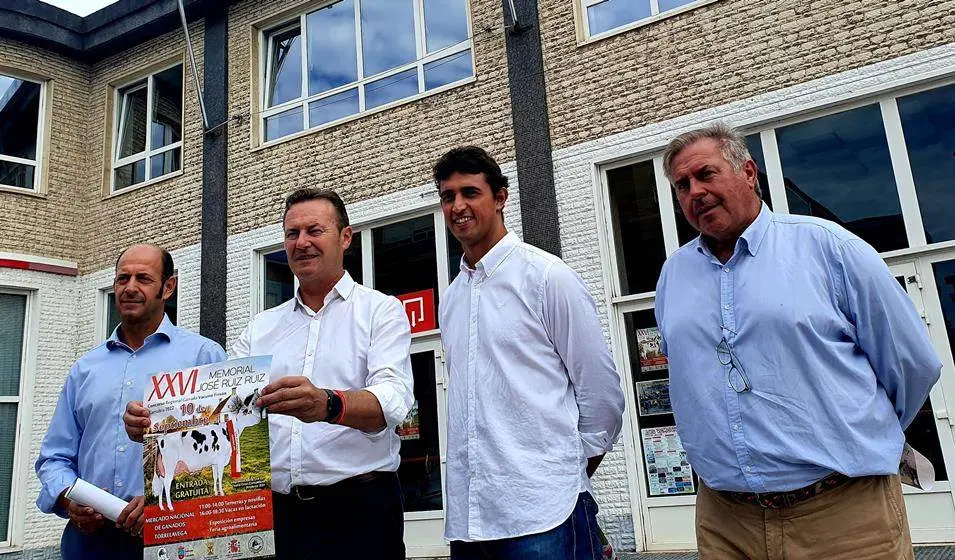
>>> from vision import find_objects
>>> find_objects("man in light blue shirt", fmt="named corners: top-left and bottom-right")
top-left (35, 244), bottom-right (225, 560)
top-left (655, 123), bottom-right (941, 559)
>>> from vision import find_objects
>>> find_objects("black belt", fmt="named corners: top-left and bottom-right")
top-left (288, 471), bottom-right (392, 501)
top-left (720, 472), bottom-right (851, 509)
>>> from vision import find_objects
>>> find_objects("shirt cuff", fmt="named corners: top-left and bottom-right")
top-left (580, 430), bottom-right (614, 457)
top-left (363, 382), bottom-right (410, 440)
top-left (38, 471), bottom-right (78, 518)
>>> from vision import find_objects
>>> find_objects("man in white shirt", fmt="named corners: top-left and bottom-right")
top-left (434, 146), bottom-right (626, 559)
top-left (125, 189), bottom-right (414, 559)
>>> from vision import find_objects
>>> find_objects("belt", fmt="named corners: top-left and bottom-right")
top-left (289, 471), bottom-right (391, 501)
top-left (720, 472), bottom-right (851, 509)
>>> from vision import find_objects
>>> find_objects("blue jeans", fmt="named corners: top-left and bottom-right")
top-left (450, 492), bottom-right (603, 560)
top-left (60, 522), bottom-right (142, 560)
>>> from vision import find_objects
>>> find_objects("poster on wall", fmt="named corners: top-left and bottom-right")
top-left (636, 379), bottom-right (673, 416)
top-left (635, 327), bottom-right (668, 372)
top-left (397, 400), bottom-right (421, 440)
top-left (142, 356), bottom-right (275, 559)
top-left (641, 426), bottom-right (695, 496)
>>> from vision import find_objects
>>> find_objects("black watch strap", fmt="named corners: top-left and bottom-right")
top-left (323, 388), bottom-right (343, 423)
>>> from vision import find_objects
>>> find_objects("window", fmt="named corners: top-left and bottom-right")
top-left (0, 73), bottom-right (43, 191)
top-left (261, 0), bottom-right (473, 142)
top-left (0, 291), bottom-right (29, 545)
top-left (101, 283), bottom-right (179, 340)
top-left (582, 0), bottom-right (703, 37)
top-left (112, 64), bottom-right (183, 192)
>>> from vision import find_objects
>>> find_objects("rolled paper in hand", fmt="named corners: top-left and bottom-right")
top-left (65, 478), bottom-right (129, 522)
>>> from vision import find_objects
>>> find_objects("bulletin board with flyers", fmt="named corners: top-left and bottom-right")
top-left (624, 309), bottom-right (698, 497)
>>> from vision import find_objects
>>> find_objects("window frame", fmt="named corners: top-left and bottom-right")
top-left (0, 70), bottom-right (47, 195)
top-left (0, 286), bottom-right (37, 551)
top-left (109, 61), bottom-right (185, 195)
top-left (578, 0), bottom-right (720, 42)
top-left (256, 0), bottom-right (475, 146)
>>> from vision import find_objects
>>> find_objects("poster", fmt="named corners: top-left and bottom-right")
top-left (636, 379), bottom-right (672, 416)
top-left (641, 426), bottom-right (694, 496)
top-left (143, 356), bottom-right (275, 559)
top-left (397, 400), bottom-right (421, 440)
top-left (635, 327), bottom-right (668, 372)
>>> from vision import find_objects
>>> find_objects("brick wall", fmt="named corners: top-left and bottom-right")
top-left (539, 0), bottom-right (955, 151)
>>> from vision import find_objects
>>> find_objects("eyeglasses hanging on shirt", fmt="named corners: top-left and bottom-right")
top-left (717, 325), bottom-right (752, 393)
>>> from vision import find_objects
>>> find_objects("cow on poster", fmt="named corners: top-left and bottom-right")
top-left (142, 356), bottom-right (275, 559)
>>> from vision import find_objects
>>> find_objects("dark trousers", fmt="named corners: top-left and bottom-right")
top-left (450, 492), bottom-right (603, 560)
top-left (60, 521), bottom-right (142, 560)
top-left (273, 471), bottom-right (405, 560)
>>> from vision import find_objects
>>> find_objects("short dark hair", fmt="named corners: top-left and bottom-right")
top-left (282, 188), bottom-right (349, 231)
top-left (433, 146), bottom-right (509, 195)
top-left (115, 244), bottom-right (174, 284)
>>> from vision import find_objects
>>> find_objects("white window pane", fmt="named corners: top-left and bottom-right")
top-left (587, 0), bottom-right (650, 35)
top-left (365, 68), bottom-right (418, 110)
top-left (0, 75), bottom-right (41, 161)
top-left (265, 105), bottom-right (304, 141)
top-left (0, 293), bottom-right (26, 397)
top-left (114, 158), bottom-right (146, 190)
top-left (308, 88), bottom-right (359, 127)
top-left (151, 65), bottom-right (183, 149)
top-left (0, 403), bottom-right (17, 542)
top-left (424, 0), bottom-right (468, 54)
top-left (268, 28), bottom-right (303, 107)
top-left (361, 0), bottom-right (416, 76)
top-left (424, 49), bottom-right (472, 90)
top-left (117, 85), bottom-right (147, 158)
top-left (776, 104), bottom-right (907, 253)
top-left (149, 147), bottom-right (181, 179)
top-left (0, 160), bottom-right (35, 190)
top-left (659, 0), bottom-right (698, 12)
top-left (307, 0), bottom-right (359, 96)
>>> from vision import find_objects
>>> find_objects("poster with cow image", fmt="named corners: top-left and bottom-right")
top-left (142, 356), bottom-right (275, 559)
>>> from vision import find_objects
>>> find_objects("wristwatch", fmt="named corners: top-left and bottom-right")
top-left (323, 388), bottom-right (343, 423)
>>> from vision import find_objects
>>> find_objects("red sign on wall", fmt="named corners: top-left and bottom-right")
top-left (397, 289), bottom-right (436, 333)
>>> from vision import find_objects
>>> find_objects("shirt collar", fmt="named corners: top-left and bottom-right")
top-left (460, 232), bottom-right (519, 279)
top-left (694, 202), bottom-right (772, 259)
top-left (294, 271), bottom-right (356, 314)
top-left (106, 314), bottom-right (175, 350)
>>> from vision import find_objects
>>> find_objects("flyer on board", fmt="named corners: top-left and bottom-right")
top-left (142, 356), bottom-right (275, 559)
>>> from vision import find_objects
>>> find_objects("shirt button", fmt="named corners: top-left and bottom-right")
top-left (732, 424), bottom-right (740, 432)
top-left (126, 381), bottom-right (132, 386)
top-left (116, 480), bottom-right (124, 487)
top-left (118, 446), bottom-right (126, 452)
top-left (724, 267), bottom-right (731, 273)
top-left (745, 466), bottom-right (753, 473)
top-left (724, 304), bottom-right (731, 310)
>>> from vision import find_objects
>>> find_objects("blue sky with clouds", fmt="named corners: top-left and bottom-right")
top-left (40, 0), bottom-right (119, 16)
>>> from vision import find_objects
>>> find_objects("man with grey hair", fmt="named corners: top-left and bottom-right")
top-left (654, 122), bottom-right (940, 558)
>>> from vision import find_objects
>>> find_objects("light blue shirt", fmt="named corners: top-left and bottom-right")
top-left (655, 205), bottom-right (942, 493)
top-left (35, 316), bottom-right (225, 516)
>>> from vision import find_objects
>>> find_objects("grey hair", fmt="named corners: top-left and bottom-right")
top-left (661, 122), bottom-right (762, 198)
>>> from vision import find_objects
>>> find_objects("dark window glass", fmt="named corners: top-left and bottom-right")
top-left (658, 0), bottom-right (699, 10)
top-left (117, 84), bottom-right (148, 158)
top-left (0, 75), bottom-right (41, 161)
top-left (149, 148), bottom-right (181, 179)
top-left (365, 69), bottom-right (419, 110)
top-left (607, 161), bottom-right (667, 295)
top-left (0, 404), bottom-right (16, 542)
top-left (587, 0), bottom-right (650, 35)
top-left (397, 350), bottom-right (443, 512)
top-left (745, 133), bottom-right (772, 211)
top-left (424, 49), bottom-right (472, 91)
top-left (423, 0), bottom-right (469, 53)
top-left (151, 65), bottom-right (182, 148)
top-left (447, 228), bottom-right (464, 284)
top-left (265, 106), bottom-right (304, 142)
top-left (306, 0), bottom-right (358, 96)
top-left (264, 251), bottom-right (295, 310)
top-left (114, 159), bottom-right (146, 190)
top-left (373, 215), bottom-right (439, 318)
top-left (343, 232), bottom-right (363, 284)
top-left (0, 161), bottom-right (35, 190)
top-left (308, 89), bottom-right (359, 128)
top-left (0, 294), bottom-right (26, 397)
top-left (897, 84), bottom-right (955, 245)
top-left (776, 104), bottom-right (907, 253)
top-left (268, 28), bottom-right (303, 107)
top-left (361, 0), bottom-right (416, 76)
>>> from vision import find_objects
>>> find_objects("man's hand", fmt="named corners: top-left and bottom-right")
top-left (65, 497), bottom-right (104, 535)
top-left (116, 496), bottom-right (145, 537)
top-left (257, 376), bottom-right (328, 423)
top-left (124, 401), bottom-right (150, 443)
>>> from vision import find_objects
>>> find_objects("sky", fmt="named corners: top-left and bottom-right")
top-left (39, 0), bottom-right (120, 16)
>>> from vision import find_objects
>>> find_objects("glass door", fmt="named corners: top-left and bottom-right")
top-left (889, 260), bottom-right (955, 542)
top-left (398, 336), bottom-right (450, 557)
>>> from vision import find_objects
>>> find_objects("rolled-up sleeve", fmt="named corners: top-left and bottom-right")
top-left (363, 297), bottom-right (414, 437)
top-left (543, 263), bottom-right (625, 457)
top-left (838, 238), bottom-right (942, 429)
top-left (35, 366), bottom-right (82, 517)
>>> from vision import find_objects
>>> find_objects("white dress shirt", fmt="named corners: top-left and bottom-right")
top-left (232, 271), bottom-right (414, 493)
top-left (440, 232), bottom-right (625, 541)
